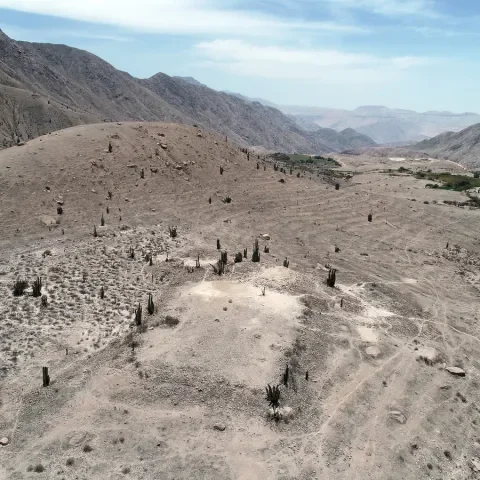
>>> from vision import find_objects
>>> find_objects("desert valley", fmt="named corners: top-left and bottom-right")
top-left (0, 25), bottom-right (480, 480)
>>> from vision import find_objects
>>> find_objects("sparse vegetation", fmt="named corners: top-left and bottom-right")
top-left (168, 226), bottom-right (177, 238)
top-left (252, 239), bottom-right (260, 263)
top-left (12, 279), bottom-right (28, 296)
top-left (135, 304), bottom-right (142, 326)
top-left (326, 268), bottom-right (336, 288)
top-left (147, 293), bottom-right (154, 315)
top-left (265, 384), bottom-right (281, 420)
top-left (31, 276), bottom-right (42, 297)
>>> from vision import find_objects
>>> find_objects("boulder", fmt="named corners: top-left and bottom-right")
top-left (446, 366), bottom-right (466, 377)
top-left (39, 215), bottom-right (58, 227)
top-left (213, 423), bottom-right (226, 431)
top-left (389, 410), bottom-right (407, 424)
top-left (0, 437), bottom-right (9, 446)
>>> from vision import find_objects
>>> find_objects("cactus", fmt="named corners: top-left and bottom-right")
top-left (326, 268), bottom-right (337, 288)
top-left (220, 166), bottom-right (224, 175)
top-left (41, 295), bottom-right (48, 307)
top-left (243, 248), bottom-right (247, 259)
top-left (100, 286), bottom-right (105, 299)
top-left (297, 172), bottom-right (300, 178)
top-left (12, 279), bottom-right (28, 296)
top-left (32, 276), bottom-right (42, 297)
top-left (217, 239), bottom-right (221, 250)
top-left (223, 196), bottom-right (232, 204)
top-left (234, 252), bottom-right (243, 263)
top-left (101, 213), bottom-right (105, 227)
top-left (141, 168), bottom-right (144, 179)
top-left (211, 251), bottom-right (227, 275)
top-left (368, 213), bottom-right (373, 222)
top-left (129, 246), bottom-right (135, 259)
top-left (264, 245), bottom-right (269, 253)
top-left (209, 197), bottom-right (212, 204)
top-left (261, 286), bottom-right (266, 296)
top-left (93, 225), bottom-right (97, 237)
top-left (108, 191), bottom-right (112, 199)
top-left (265, 384), bottom-right (281, 420)
top-left (282, 364), bottom-right (289, 387)
top-left (106, 206), bottom-right (109, 214)
top-left (257, 163), bottom-right (259, 170)
top-left (135, 304), bottom-right (142, 326)
top-left (147, 294), bottom-right (154, 315)
top-left (283, 257), bottom-right (289, 268)
top-left (168, 226), bottom-right (177, 238)
top-left (57, 205), bottom-right (63, 215)
top-left (290, 168), bottom-right (293, 175)
top-left (196, 254), bottom-right (200, 268)
top-left (42, 366), bottom-right (50, 387)
top-left (252, 239), bottom-right (260, 263)
top-left (335, 183), bottom-right (340, 190)
top-left (108, 141), bottom-right (112, 153)
top-left (149, 256), bottom-right (153, 266)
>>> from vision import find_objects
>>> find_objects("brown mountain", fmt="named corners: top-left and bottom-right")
top-left (414, 123), bottom-right (480, 168)
top-left (0, 29), bottom-right (375, 153)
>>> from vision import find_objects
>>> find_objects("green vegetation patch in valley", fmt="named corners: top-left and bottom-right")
top-left (416, 172), bottom-right (480, 191)
top-left (270, 152), bottom-right (340, 167)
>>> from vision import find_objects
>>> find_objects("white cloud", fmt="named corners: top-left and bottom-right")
top-left (0, 0), bottom-right (366, 36)
top-left (195, 39), bottom-right (430, 83)
top-left (322, 0), bottom-right (441, 18)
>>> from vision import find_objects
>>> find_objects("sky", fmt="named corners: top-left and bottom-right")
top-left (1, 0), bottom-right (480, 112)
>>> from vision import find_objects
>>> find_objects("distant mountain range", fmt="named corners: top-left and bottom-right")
top-left (0, 30), bottom-right (375, 154)
top-left (286, 105), bottom-right (480, 145)
top-left (227, 94), bottom-right (480, 146)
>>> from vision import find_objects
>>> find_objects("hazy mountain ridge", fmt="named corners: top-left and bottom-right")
top-left (414, 123), bottom-right (480, 167)
top-left (0, 30), bottom-right (375, 153)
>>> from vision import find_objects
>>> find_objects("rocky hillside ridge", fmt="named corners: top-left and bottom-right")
top-left (414, 123), bottom-right (480, 168)
top-left (0, 29), bottom-right (375, 153)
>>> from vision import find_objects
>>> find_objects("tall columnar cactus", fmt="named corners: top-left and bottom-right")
top-left (326, 268), bottom-right (337, 288)
top-left (283, 257), bottom-right (289, 268)
top-left (252, 239), bottom-right (260, 263)
top-left (220, 166), bottom-right (224, 175)
top-left (243, 248), bottom-right (247, 259)
top-left (101, 213), bottom-right (105, 227)
top-left (93, 225), bottom-right (98, 237)
top-left (135, 304), bottom-right (142, 326)
top-left (129, 246), bottom-right (135, 259)
top-left (108, 141), bottom-right (112, 153)
top-left (147, 294), bottom-right (154, 315)
top-left (217, 239), bottom-right (221, 250)
top-left (368, 213), bottom-right (373, 222)
top-left (32, 276), bottom-right (42, 297)
top-left (196, 254), bottom-right (201, 268)
top-left (100, 286), bottom-right (105, 299)
top-left (141, 168), bottom-right (145, 179)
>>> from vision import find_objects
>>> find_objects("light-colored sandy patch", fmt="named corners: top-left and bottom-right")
top-left (389, 157), bottom-right (406, 162)
top-left (140, 278), bottom-right (303, 387)
top-left (357, 326), bottom-right (378, 343)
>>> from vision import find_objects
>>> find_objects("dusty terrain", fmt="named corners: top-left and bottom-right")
top-left (0, 122), bottom-right (479, 480)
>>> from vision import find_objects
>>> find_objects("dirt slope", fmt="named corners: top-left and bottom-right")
top-left (0, 123), bottom-right (480, 480)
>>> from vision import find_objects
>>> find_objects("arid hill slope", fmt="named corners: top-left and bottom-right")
top-left (0, 29), bottom-right (375, 153)
top-left (414, 123), bottom-right (480, 168)
top-left (0, 123), bottom-right (479, 480)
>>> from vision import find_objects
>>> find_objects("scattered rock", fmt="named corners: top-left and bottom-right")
top-left (127, 164), bottom-right (137, 168)
top-left (389, 410), bottom-right (407, 424)
top-left (446, 366), bottom-right (465, 377)
top-left (365, 346), bottom-right (381, 358)
top-left (160, 144), bottom-right (168, 150)
top-left (471, 458), bottom-right (480, 473)
top-left (213, 424), bottom-right (226, 431)
top-left (0, 437), bottom-right (9, 446)
top-left (261, 234), bottom-right (271, 240)
top-left (39, 215), bottom-right (58, 227)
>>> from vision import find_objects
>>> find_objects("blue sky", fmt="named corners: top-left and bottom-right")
top-left (1, 0), bottom-right (480, 112)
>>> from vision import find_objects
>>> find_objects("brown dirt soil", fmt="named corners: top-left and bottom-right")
top-left (0, 123), bottom-right (480, 480)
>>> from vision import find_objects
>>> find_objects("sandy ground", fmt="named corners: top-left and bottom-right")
top-left (0, 123), bottom-right (480, 480)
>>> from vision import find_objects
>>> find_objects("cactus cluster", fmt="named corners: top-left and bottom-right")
top-left (32, 276), bottom-right (42, 297)
top-left (326, 268), bottom-right (337, 288)
top-left (168, 226), bottom-right (178, 238)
